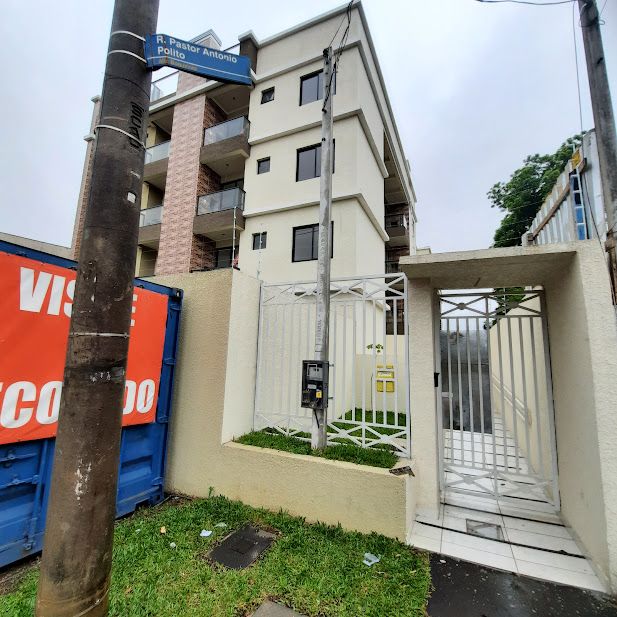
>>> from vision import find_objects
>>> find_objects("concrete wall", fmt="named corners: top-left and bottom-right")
top-left (239, 198), bottom-right (384, 283)
top-left (400, 241), bottom-right (617, 590)
top-left (544, 242), bottom-right (617, 589)
top-left (152, 268), bottom-right (414, 540)
top-left (0, 232), bottom-right (71, 259)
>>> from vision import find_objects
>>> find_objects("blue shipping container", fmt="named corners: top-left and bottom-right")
top-left (0, 240), bottom-right (182, 568)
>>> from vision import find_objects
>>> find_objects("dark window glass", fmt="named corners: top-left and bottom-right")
top-left (296, 142), bottom-right (335, 181)
top-left (257, 158), bottom-right (270, 174)
top-left (296, 144), bottom-right (320, 181)
top-left (292, 223), bottom-right (334, 262)
top-left (252, 232), bottom-right (267, 250)
top-left (221, 179), bottom-right (244, 190)
top-left (215, 247), bottom-right (233, 269)
top-left (261, 87), bottom-right (275, 104)
top-left (300, 70), bottom-right (336, 106)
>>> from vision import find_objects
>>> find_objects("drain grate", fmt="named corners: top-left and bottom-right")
top-left (466, 519), bottom-right (504, 541)
top-left (208, 524), bottom-right (277, 569)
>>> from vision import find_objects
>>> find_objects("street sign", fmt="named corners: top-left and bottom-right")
top-left (145, 34), bottom-right (252, 86)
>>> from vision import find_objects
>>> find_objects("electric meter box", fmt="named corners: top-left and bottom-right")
top-left (301, 360), bottom-right (329, 410)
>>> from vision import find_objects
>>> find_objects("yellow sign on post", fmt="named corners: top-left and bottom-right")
top-left (376, 364), bottom-right (395, 393)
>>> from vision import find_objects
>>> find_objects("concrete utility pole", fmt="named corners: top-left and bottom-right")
top-left (312, 47), bottom-right (334, 450)
top-left (35, 1), bottom-right (158, 615)
top-left (579, 0), bottom-right (617, 302)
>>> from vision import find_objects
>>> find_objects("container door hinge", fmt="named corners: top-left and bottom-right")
top-left (151, 476), bottom-right (164, 487)
top-left (163, 357), bottom-right (176, 366)
top-left (0, 474), bottom-right (39, 491)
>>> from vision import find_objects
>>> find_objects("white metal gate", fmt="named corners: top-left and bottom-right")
top-left (438, 289), bottom-right (560, 509)
top-left (254, 274), bottom-right (411, 456)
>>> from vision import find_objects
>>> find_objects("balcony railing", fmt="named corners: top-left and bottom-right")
top-left (385, 213), bottom-right (408, 231)
top-left (145, 140), bottom-right (170, 164)
top-left (139, 205), bottom-right (163, 227)
top-left (204, 117), bottom-right (249, 145)
top-left (197, 187), bottom-right (245, 215)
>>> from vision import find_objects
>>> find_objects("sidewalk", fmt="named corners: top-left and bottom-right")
top-left (428, 554), bottom-right (617, 617)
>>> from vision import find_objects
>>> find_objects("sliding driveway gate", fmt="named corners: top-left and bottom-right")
top-left (438, 289), bottom-right (560, 509)
top-left (254, 274), bottom-right (411, 457)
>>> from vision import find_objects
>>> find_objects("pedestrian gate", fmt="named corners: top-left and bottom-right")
top-left (254, 274), bottom-right (411, 457)
top-left (438, 290), bottom-right (559, 509)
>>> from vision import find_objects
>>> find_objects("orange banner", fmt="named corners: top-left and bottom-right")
top-left (0, 251), bottom-right (168, 445)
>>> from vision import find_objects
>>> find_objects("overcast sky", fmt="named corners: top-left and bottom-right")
top-left (0, 0), bottom-right (615, 254)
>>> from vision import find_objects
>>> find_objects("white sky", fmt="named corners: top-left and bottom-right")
top-left (0, 0), bottom-right (615, 254)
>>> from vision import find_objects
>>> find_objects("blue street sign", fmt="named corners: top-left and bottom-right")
top-left (145, 34), bottom-right (252, 86)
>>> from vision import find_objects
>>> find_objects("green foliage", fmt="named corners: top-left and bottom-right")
top-left (236, 429), bottom-right (399, 468)
top-left (493, 287), bottom-right (525, 320)
top-left (489, 135), bottom-right (583, 247)
top-left (2, 496), bottom-right (431, 616)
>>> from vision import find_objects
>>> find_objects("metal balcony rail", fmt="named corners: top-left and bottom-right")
top-left (150, 71), bottom-right (179, 102)
top-left (204, 116), bottom-right (250, 145)
top-left (145, 140), bottom-right (170, 164)
top-left (385, 213), bottom-right (408, 230)
top-left (197, 187), bottom-right (245, 215)
top-left (139, 205), bottom-right (163, 227)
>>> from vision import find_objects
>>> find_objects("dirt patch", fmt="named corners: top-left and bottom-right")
top-left (0, 558), bottom-right (38, 596)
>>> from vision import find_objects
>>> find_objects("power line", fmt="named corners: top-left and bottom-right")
top-left (475, 0), bottom-right (575, 5)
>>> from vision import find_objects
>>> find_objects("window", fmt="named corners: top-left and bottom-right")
top-left (257, 158), bottom-right (270, 174)
top-left (292, 223), bottom-right (334, 262)
top-left (215, 247), bottom-right (233, 269)
top-left (261, 87), bottom-right (275, 104)
top-left (300, 70), bottom-right (336, 106)
top-left (296, 142), bottom-right (334, 181)
top-left (296, 144), bottom-right (320, 181)
top-left (253, 232), bottom-right (267, 250)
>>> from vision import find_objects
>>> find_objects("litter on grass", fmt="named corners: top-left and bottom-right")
top-left (215, 522), bottom-right (227, 528)
top-left (363, 552), bottom-right (380, 566)
top-left (169, 542), bottom-right (176, 549)
top-left (200, 529), bottom-right (213, 537)
top-left (160, 526), bottom-right (166, 534)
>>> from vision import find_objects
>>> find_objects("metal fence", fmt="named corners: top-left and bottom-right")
top-left (438, 290), bottom-right (559, 508)
top-left (254, 274), bottom-right (411, 456)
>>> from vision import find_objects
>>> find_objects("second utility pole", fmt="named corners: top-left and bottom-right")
top-left (313, 46), bottom-right (334, 449)
top-left (579, 0), bottom-right (617, 302)
top-left (35, 1), bottom-right (158, 615)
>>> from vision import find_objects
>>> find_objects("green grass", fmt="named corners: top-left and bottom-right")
top-left (1, 496), bottom-right (431, 617)
top-left (235, 430), bottom-right (399, 469)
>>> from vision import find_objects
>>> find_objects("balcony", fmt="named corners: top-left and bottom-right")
top-left (144, 141), bottom-right (170, 190)
top-left (138, 205), bottom-right (163, 249)
top-left (145, 141), bottom-right (170, 164)
top-left (200, 117), bottom-right (250, 177)
top-left (194, 188), bottom-right (246, 242)
top-left (385, 212), bottom-right (409, 247)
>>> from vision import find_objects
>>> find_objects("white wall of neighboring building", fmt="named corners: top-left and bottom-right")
top-left (239, 197), bottom-right (383, 283)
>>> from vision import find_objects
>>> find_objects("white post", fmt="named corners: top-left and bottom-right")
top-left (312, 46), bottom-right (334, 449)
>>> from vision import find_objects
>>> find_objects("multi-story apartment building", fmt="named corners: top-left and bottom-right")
top-left (72, 1), bottom-right (417, 283)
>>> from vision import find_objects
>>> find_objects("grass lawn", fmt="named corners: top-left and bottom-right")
top-left (235, 430), bottom-right (399, 468)
top-left (1, 496), bottom-right (430, 617)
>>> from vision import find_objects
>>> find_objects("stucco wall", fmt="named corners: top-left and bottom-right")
top-left (238, 198), bottom-right (383, 283)
top-left (544, 242), bottom-right (617, 588)
top-left (151, 268), bottom-right (413, 540)
top-left (408, 279), bottom-right (440, 516)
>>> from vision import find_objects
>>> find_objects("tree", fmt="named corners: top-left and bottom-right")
top-left (489, 135), bottom-right (583, 247)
